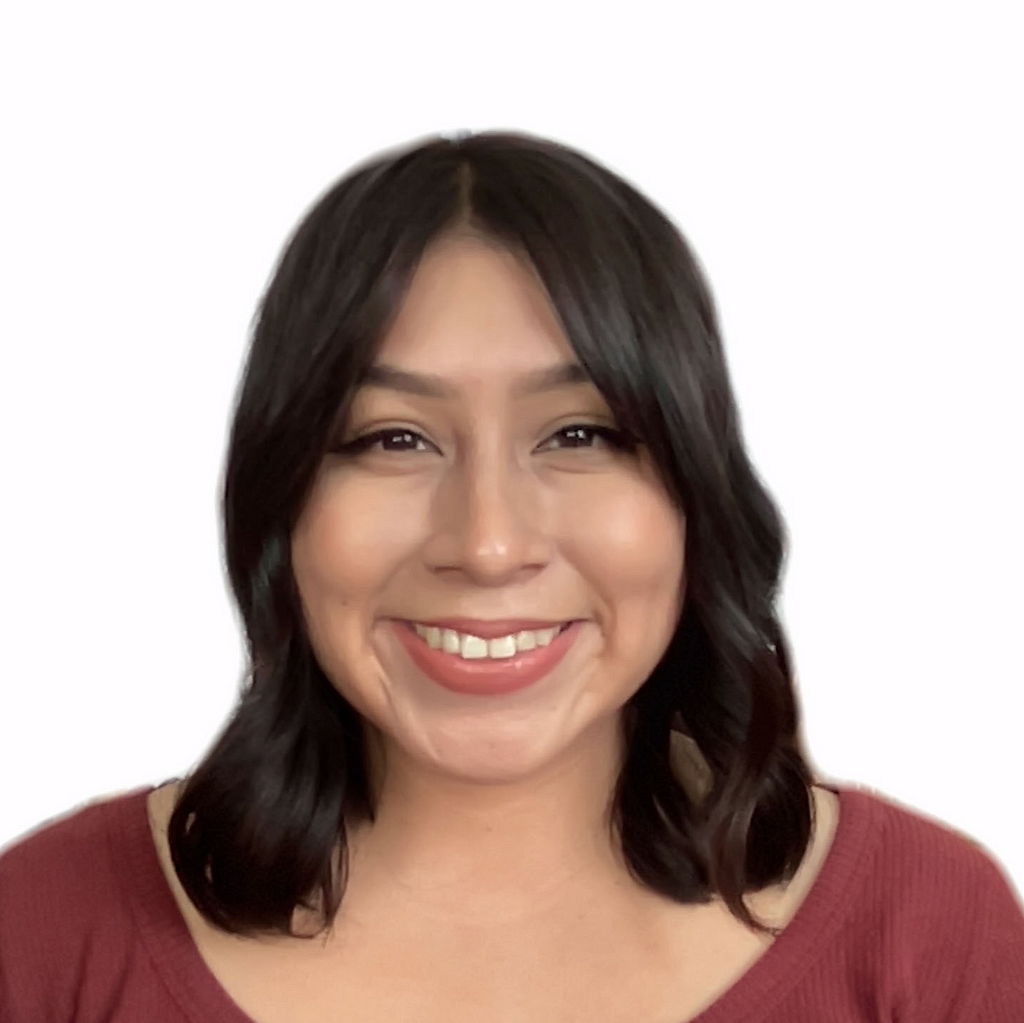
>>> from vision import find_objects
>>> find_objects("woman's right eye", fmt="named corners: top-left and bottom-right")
top-left (335, 428), bottom-right (434, 456)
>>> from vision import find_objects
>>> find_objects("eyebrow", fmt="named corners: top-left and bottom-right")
top-left (356, 360), bottom-right (593, 398)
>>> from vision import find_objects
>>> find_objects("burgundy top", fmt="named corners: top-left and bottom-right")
top-left (1, 781), bottom-right (1023, 1021)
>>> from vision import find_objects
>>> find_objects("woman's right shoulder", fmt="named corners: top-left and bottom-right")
top-left (0, 785), bottom-right (152, 875)
top-left (0, 784), bottom-right (160, 947)
top-left (0, 785), bottom-right (162, 1017)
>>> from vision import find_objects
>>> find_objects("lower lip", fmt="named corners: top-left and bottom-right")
top-left (390, 620), bottom-right (583, 696)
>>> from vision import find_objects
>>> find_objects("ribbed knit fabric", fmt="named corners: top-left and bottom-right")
top-left (1, 781), bottom-right (1022, 1022)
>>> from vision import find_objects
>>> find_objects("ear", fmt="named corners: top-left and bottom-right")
top-left (669, 718), bottom-right (711, 804)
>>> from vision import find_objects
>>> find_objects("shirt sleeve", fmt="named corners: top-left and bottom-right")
top-left (0, 832), bottom-right (76, 1023)
top-left (885, 829), bottom-right (1024, 1022)
top-left (966, 853), bottom-right (1024, 1022)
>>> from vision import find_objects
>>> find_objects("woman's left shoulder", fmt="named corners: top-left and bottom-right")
top-left (842, 783), bottom-right (1013, 880)
top-left (837, 783), bottom-right (1024, 995)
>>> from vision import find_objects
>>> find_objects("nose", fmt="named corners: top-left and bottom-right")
top-left (427, 449), bottom-right (552, 586)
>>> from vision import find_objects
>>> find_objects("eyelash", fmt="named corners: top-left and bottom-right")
top-left (335, 424), bottom-right (637, 457)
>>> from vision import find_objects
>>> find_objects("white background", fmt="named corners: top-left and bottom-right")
top-left (1, 2), bottom-right (1021, 896)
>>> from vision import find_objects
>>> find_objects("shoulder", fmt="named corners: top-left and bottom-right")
top-left (838, 783), bottom-right (1024, 1017)
top-left (0, 785), bottom-right (148, 901)
top-left (843, 782), bottom-right (1021, 922)
top-left (856, 783), bottom-right (1017, 901)
top-left (0, 786), bottom-right (156, 1021)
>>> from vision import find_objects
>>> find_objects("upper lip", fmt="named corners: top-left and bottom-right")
top-left (399, 617), bottom-right (574, 639)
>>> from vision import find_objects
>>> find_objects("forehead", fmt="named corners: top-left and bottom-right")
top-left (374, 235), bottom-right (576, 379)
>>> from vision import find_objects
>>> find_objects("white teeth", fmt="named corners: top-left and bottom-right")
top-left (411, 622), bottom-right (568, 660)
top-left (535, 627), bottom-right (559, 647)
top-left (514, 630), bottom-right (536, 651)
top-left (488, 635), bottom-right (517, 659)
top-left (460, 634), bottom-right (488, 659)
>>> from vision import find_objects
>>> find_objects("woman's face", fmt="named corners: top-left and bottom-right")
top-left (291, 235), bottom-right (686, 783)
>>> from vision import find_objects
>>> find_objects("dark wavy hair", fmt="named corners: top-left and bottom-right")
top-left (167, 129), bottom-right (819, 942)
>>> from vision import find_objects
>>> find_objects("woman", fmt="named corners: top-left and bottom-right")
top-left (1, 130), bottom-right (1021, 1022)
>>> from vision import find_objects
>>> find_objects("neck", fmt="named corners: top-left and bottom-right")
top-left (344, 713), bottom-right (640, 926)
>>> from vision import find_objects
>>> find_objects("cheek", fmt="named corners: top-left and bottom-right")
top-left (292, 476), bottom-right (425, 600)
top-left (557, 475), bottom-right (684, 675)
top-left (290, 478), bottom-right (427, 705)
top-left (561, 480), bottom-right (684, 591)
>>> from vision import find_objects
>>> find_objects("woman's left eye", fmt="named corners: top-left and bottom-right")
top-left (539, 425), bottom-right (634, 452)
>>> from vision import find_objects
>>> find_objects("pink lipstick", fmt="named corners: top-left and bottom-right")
top-left (390, 619), bottom-right (583, 696)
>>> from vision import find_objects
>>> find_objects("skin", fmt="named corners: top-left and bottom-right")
top-left (139, 232), bottom-right (841, 1017)
top-left (290, 232), bottom-right (689, 925)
